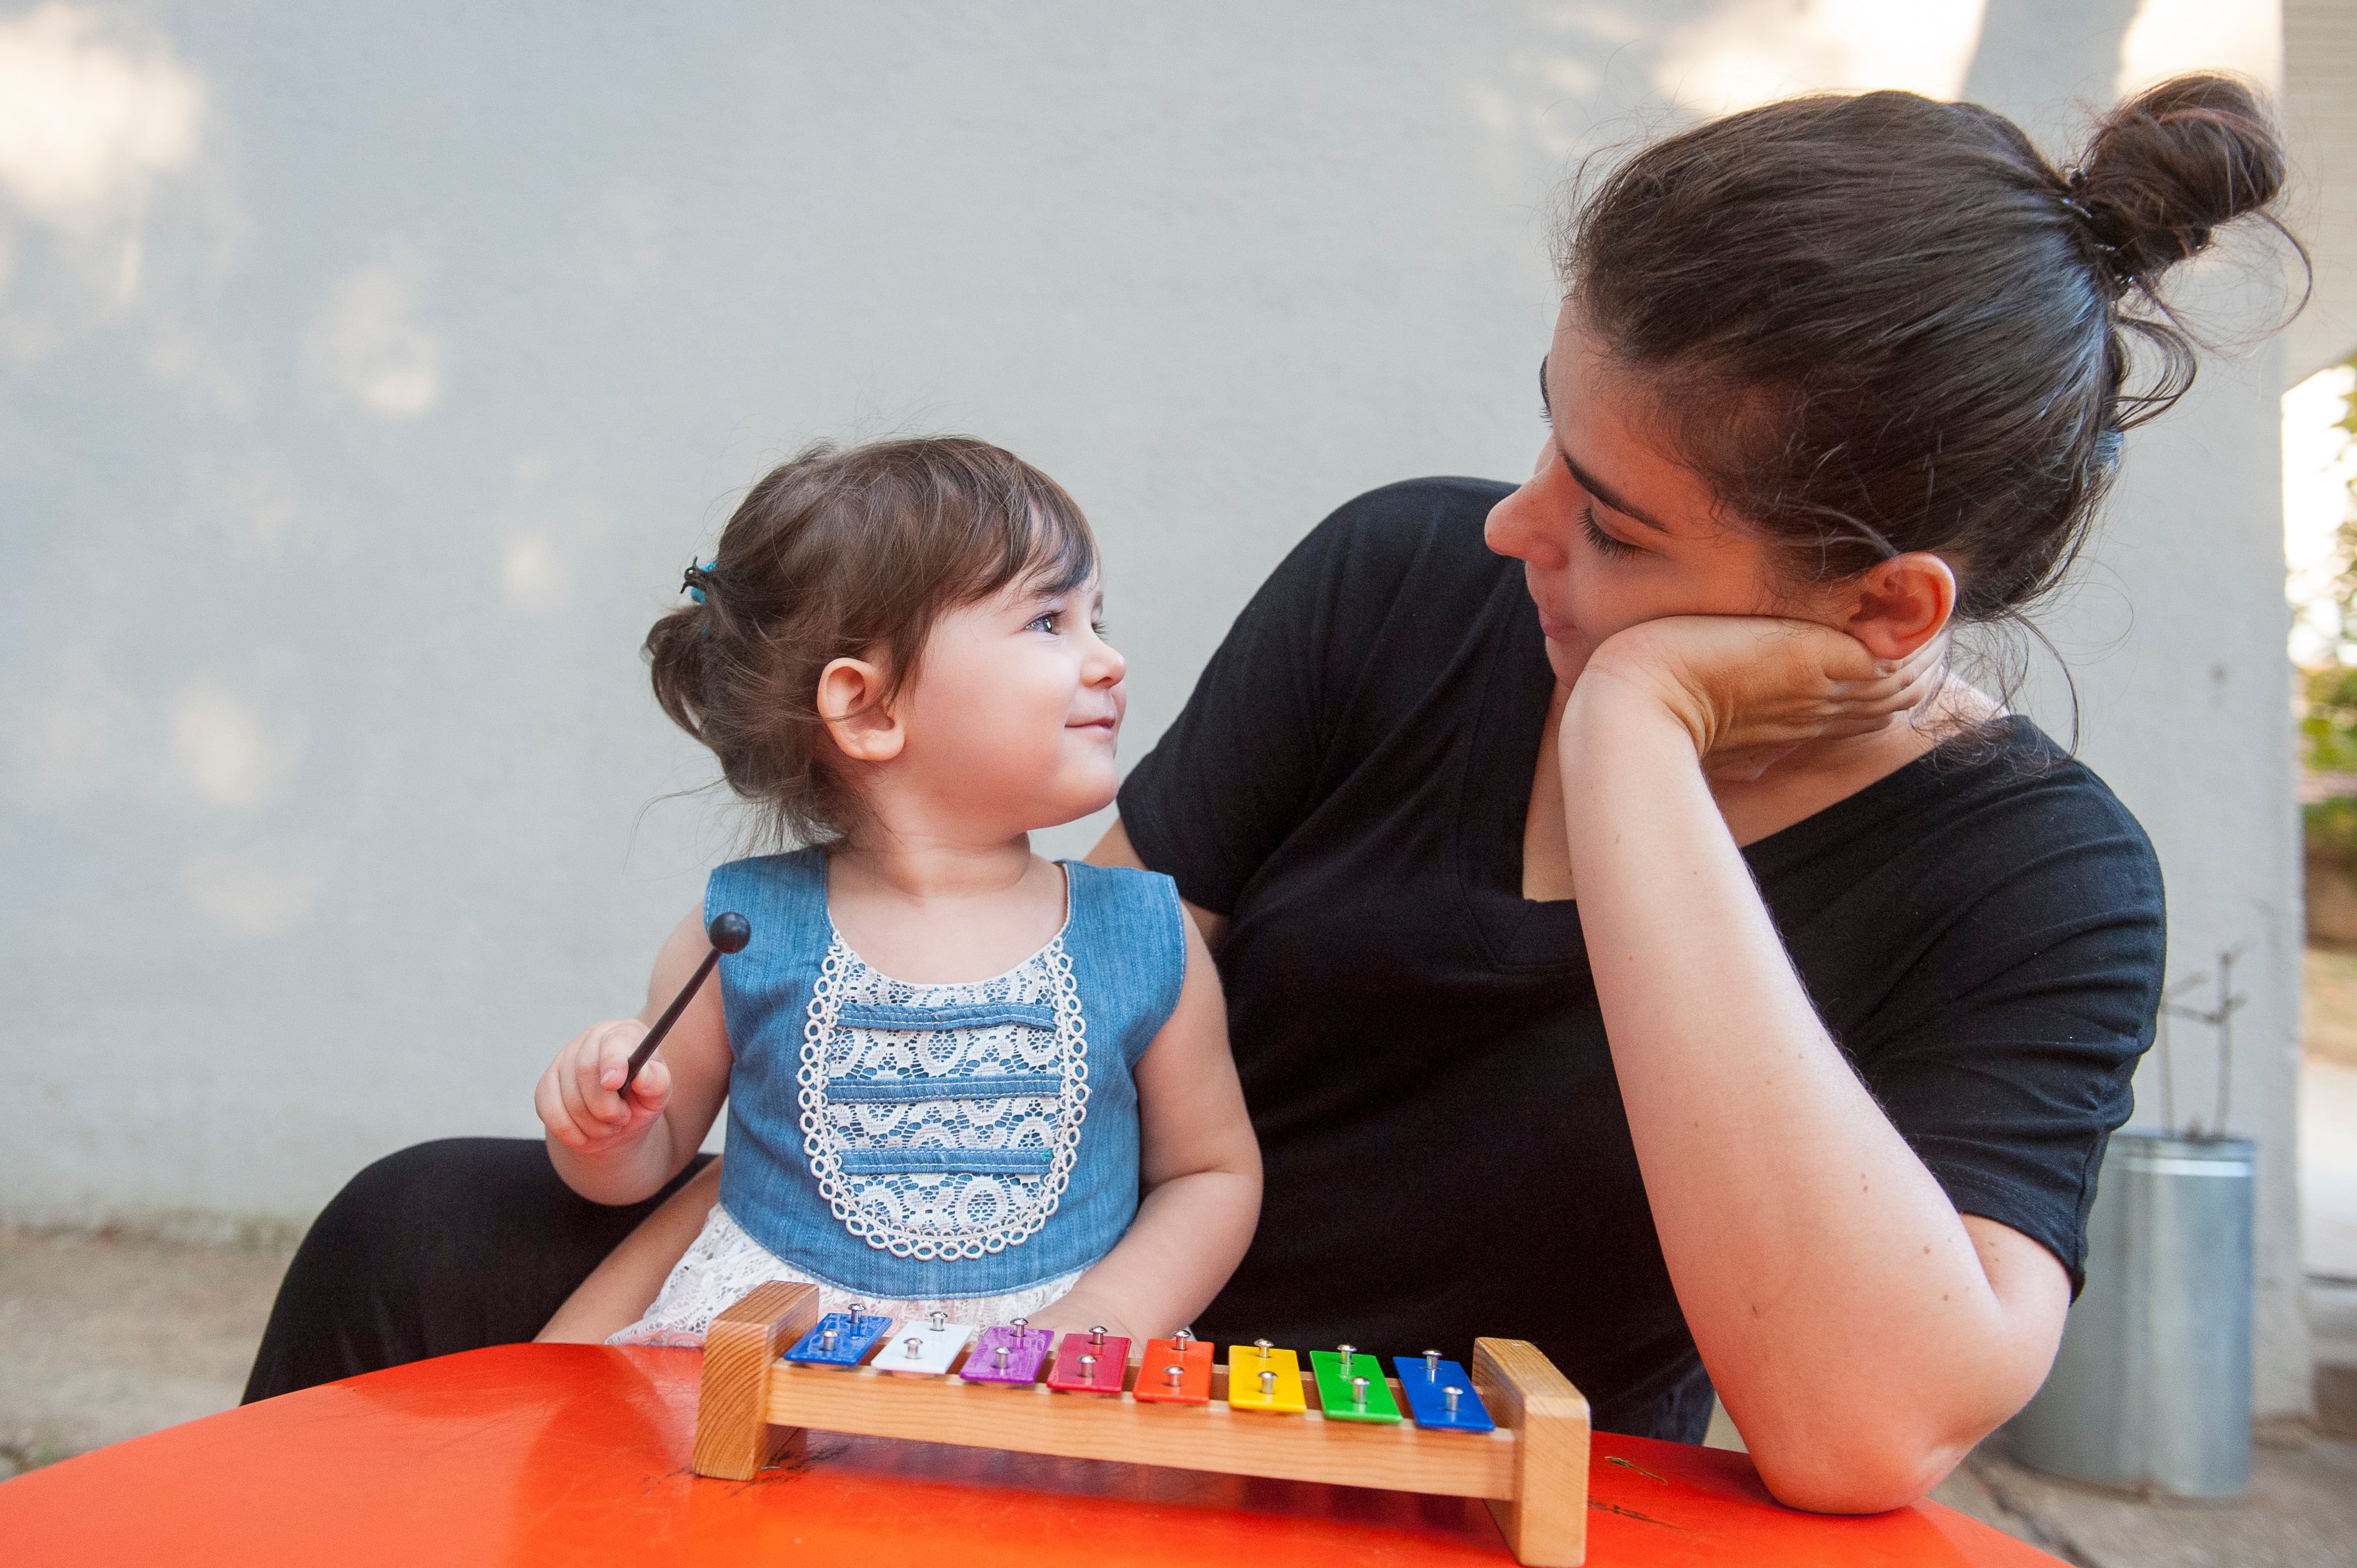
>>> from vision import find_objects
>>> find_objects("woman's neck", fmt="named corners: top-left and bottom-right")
top-left (1707, 673), bottom-right (2001, 843)
top-left (1521, 672), bottom-right (1999, 903)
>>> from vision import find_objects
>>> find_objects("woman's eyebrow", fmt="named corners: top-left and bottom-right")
top-left (1540, 355), bottom-right (1671, 534)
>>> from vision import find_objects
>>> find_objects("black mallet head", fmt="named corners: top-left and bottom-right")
top-left (617, 911), bottom-right (755, 1100)
top-left (708, 911), bottom-right (752, 953)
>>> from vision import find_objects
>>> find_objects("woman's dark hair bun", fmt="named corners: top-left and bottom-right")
top-left (2073, 72), bottom-right (2289, 287)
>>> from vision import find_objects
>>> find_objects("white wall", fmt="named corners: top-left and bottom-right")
top-left (0, 2), bottom-right (2308, 1412)
top-left (2286, 0), bottom-right (2357, 379)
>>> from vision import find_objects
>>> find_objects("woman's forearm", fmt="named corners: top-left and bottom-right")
top-left (1560, 676), bottom-right (2057, 1510)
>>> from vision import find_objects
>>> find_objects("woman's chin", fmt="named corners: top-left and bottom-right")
top-left (1541, 634), bottom-right (1592, 688)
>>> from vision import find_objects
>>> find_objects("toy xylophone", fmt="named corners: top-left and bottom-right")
top-left (689, 1283), bottom-right (1591, 1567)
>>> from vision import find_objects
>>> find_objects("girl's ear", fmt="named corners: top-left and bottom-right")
top-left (817, 657), bottom-right (905, 763)
top-left (1842, 551), bottom-right (1956, 662)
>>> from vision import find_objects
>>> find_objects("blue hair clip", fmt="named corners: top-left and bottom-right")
top-left (683, 558), bottom-right (717, 604)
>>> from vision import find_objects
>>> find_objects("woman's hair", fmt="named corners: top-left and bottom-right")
top-left (1561, 73), bottom-right (2302, 627)
top-left (645, 436), bottom-right (1097, 845)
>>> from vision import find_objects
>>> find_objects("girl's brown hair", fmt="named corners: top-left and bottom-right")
top-left (645, 437), bottom-right (1096, 845)
top-left (1562, 73), bottom-right (2302, 627)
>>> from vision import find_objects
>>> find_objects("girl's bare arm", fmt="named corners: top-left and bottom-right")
top-left (537, 1158), bottom-right (724, 1343)
top-left (537, 907), bottom-right (734, 1206)
top-left (1028, 911), bottom-right (1261, 1340)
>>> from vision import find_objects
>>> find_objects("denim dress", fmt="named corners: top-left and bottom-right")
top-left (612, 848), bottom-right (1187, 1342)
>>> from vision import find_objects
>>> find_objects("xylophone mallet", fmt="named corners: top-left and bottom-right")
top-left (618, 911), bottom-right (752, 1100)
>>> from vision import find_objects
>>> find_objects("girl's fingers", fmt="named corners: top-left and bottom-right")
top-left (556, 1052), bottom-right (600, 1135)
top-left (599, 1024), bottom-right (652, 1121)
top-left (548, 1066), bottom-right (602, 1149)
top-left (631, 1056), bottom-right (671, 1106)
top-left (574, 1027), bottom-right (636, 1125)
top-left (535, 1072), bottom-right (583, 1148)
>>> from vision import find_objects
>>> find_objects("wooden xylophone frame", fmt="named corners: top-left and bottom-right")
top-left (689, 1282), bottom-right (1592, 1567)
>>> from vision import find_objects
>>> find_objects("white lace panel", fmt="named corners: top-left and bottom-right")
top-left (606, 1204), bottom-right (1085, 1348)
top-left (797, 935), bottom-right (1089, 1260)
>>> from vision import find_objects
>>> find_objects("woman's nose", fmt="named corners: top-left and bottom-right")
top-left (1489, 436), bottom-right (1565, 566)
top-left (1485, 457), bottom-right (1563, 568)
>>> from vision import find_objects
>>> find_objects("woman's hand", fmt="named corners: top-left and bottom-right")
top-left (534, 1018), bottom-right (672, 1154)
top-left (1579, 616), bottom-right (1947, 782)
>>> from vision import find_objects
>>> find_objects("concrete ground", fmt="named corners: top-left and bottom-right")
top-left (0, 1227), bottom-right (291, 1477)
top-left (5, 955), bottom-right (2356, 1565)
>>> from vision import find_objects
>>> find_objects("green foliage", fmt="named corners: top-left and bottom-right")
top-left (2298, 362), bottom-right (2357, 785)
top-left (2309, 795), bottom-right (2357, 868)
top-left (2304, 666), bottom-right (2357, 775)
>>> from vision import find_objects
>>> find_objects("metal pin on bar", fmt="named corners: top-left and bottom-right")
top-left (1423, 1349), bottom-right (1442, 1379)
top-left (1260, 1368), bottom-right (1277, 1396)
top-left (930, 1311), bottom-right (947, 1332)
top-left (1444, 1385), bottom-right (1462, 1415)
top-left (1091, 1325), bottom-right (1107, 1349)
top-left (904, 1337), bottom-right (923, 1359)
top-left (1166, 1364), bottom-right (1185, 1389)
top-left (1175, 1327), bottom-right (1194, 1344)
top-left (820, 1327), bottom-right (837, 1352)
top-left (1352, 1376), bottom-right (1370, 1409)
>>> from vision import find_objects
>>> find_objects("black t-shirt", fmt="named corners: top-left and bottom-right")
top-left (1118, 477), bottom-right (2166, 1442)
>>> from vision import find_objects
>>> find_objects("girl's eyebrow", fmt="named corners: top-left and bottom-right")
top-left (1540, 355), bottom-right (1671, 534)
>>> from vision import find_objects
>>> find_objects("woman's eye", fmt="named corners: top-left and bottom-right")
top-left (1579, 506), bottom-right (1640, 560)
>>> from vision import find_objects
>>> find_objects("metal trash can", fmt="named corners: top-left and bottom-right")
top-left (2005, 1131), bottom-right (2255, 1498)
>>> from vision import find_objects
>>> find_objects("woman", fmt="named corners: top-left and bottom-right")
top-left (247, 74), bottom-right (2295, 1513)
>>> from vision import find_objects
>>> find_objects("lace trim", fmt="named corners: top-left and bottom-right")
top-left (605, 1204), bottom-right (1083, 1347)
top-left (796, 935), bottom-right (1090, 1259)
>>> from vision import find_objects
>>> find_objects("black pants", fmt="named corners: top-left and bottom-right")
top-left (241, 1137), bottom-right (715, 1403)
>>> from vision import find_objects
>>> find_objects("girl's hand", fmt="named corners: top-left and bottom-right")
top-left (535, 1018), bottom-right (671, 1154)
top-left (1578, 616), bottom-right (1947, 782)
top-left (1024, 1294), bottom-right (1135, 1345)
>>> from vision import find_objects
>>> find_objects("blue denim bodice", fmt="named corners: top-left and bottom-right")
top-left (708, 849), bottom-right (1187, 1299)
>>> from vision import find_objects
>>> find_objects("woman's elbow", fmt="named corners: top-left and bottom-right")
top-left (1749, 1432), bottom-right (1973, 1514)
top-left (1742, 1389), bottom-right (2026, 1514)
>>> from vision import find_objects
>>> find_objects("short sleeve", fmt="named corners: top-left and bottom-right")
top-left (1843, 765), bottom-right (2167, 1292)
top-left (1118, 481), bottom-right (1485, 915)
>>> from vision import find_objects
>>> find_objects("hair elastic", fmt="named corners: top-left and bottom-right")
top-left (2057, 171), bottom-right (2117, 255)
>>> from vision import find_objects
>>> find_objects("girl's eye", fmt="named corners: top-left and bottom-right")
top-left (1579, 506), bottom-right (1639, 560)
top-left (1026, 612), bottom-right (1058, 633)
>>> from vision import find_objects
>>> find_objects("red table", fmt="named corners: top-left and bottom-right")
top-left (1, 1345), bottom-right (2057, 1566)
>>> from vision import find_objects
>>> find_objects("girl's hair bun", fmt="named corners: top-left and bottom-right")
top-left (2073, 73), bottom-right (2289, 288)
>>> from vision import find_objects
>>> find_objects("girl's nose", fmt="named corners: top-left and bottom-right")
top-left (1085, 629), bottom-right (1126, 688)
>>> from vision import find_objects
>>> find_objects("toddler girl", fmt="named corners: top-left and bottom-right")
top-left (534, 437), bottom-right (1260, 1345)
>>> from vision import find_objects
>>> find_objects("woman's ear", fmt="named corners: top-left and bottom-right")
top-left (817, 657), bottom-right (905, 763)
top-left (1843, 551), bottom-right (1957, 661)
